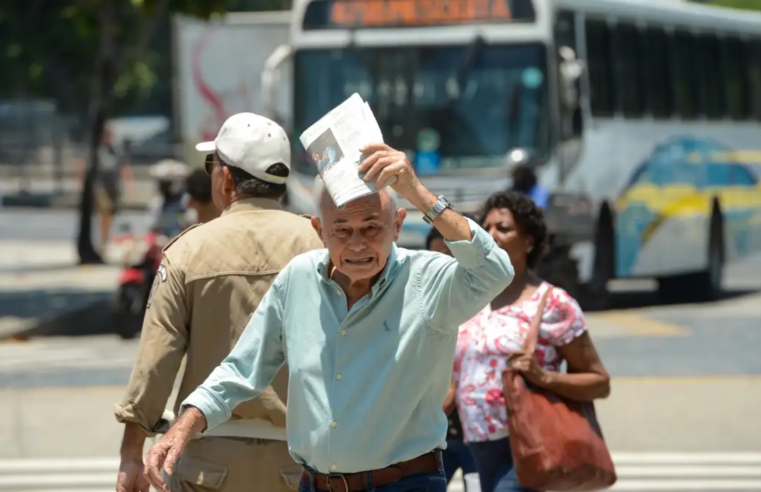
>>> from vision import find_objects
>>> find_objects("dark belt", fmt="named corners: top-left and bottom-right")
top-left (301, 451), bottom-right (440, 492)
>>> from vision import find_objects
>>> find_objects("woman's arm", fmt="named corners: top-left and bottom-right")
top-left (442, 378), bottom-right (456, 415)
top-left (536, 332), bottom-right (610, 401)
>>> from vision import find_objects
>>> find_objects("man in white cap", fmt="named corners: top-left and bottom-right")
top-left (114, 113), bottom-right (324, 492)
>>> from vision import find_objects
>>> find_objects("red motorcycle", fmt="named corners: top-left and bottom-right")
top-left (112, 228), bottom-right (169, 339)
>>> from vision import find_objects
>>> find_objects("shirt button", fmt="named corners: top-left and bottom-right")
top-left (331, 421), bottom-right (338, 428)
top-left (340, 330), bottom-right (346, 336)
top-left (336, 374), bottom-right (343, 381)
top-left (331, 464), bottom-right (338, 471)
top-left (335, 288), bottom-right (343, 295)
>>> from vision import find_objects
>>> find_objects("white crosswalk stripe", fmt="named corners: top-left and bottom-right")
top-left (0, 453), bottom-right (760, 491)
top-left (0, 337), bottom-right (138, 373)
top-left (446, 453), bottom-right (761, 492)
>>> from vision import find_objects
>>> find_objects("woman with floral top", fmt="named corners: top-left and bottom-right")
top-left (453, 191), bottom-right (611, 492)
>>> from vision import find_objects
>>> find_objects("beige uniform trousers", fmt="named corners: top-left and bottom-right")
top-left (167, 437), bottom-right (300, 492)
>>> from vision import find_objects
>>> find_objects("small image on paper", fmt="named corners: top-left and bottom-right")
top-left (306, 128), bottom-right (345, 175)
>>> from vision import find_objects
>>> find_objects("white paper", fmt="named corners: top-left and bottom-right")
top-left (299, 93), bottom-right (392, 209)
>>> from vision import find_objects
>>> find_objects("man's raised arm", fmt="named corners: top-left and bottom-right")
top-left (358, 143), bottom-right (515, 331)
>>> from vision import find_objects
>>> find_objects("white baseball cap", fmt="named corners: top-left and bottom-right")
top-left (195, 113), bottom-right (291, 185)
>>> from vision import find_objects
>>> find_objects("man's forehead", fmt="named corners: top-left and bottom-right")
top-left (323, 194), bottom-right (387, 223)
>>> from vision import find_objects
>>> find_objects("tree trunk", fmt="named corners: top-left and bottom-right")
top-left (76, 0), bottom-right (118, 265)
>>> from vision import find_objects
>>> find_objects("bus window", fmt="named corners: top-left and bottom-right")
top-left (585, 18), bottom-right (615, 117)
top-left (643, 25), bottom-right (672, 119)
top-left (696, 33), bottom-right (724, 120)
top-left (554, 10), bottom-right (576, 50)
top-left (672, 30), bottom-right (699, 120)
top-left (750, 39), bottom-right (761, 121)
top-left (722, 37), bottom-right (750, 121)
top-left (615, 21), bottom-right (645, 118)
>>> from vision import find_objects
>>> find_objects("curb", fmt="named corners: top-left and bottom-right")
top-left (1, 194), bottom-right (149, 211)
top-left (0, 297), bottom-right (115, 341)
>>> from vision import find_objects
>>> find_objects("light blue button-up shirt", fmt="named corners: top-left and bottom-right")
top-left (182, 218), bottom-right (514, 474)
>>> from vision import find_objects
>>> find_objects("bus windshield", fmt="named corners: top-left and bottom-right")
top-left (293, 43), bottom-right (549, 176)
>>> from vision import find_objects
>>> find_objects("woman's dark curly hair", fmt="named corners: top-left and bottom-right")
top-left (479, 190), bottom-right (548, 269)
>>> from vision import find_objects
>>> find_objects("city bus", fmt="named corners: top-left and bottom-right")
top-left (262, 0), bottom-right (761, 304)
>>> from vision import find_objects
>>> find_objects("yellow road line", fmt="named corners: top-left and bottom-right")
top-left (589, 311), bottom-right (690, 337)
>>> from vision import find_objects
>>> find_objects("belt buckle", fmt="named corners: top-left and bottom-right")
top-left (327, 473), bottom-right (350, 492)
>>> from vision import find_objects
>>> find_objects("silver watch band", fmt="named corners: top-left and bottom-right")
top-left (423, 195), bottom-right (451, 224)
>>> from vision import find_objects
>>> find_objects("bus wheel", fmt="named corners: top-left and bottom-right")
top-left (581, 208), bottom-right (614, 311)
top-left (657, 209), bottom-right (723, 303)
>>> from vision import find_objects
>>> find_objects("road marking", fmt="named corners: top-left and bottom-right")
top-left (613, 375), bottom-right (761, 384)
top-left (446, 452), bottom-right (761, 492)
top-left (609, 480), bottom-right (761, 490)
top-left (588, 311), bottom-right (690, 337)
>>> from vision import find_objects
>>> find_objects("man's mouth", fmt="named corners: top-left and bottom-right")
top-left (345, 258), bottom-right (373, 265)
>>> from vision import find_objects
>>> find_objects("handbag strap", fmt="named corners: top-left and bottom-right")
top-left (522, 286), bottom-right (552, 355)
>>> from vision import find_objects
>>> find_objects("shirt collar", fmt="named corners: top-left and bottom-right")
top-left (317, 243), bottom-right (399, 295)
top-left (221, 198), bottom-right (282, 216)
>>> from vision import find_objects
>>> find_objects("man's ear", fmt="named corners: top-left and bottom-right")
top-left (393, 208), bottom-right (407, 241)
top-left (221, 166), bottom-right (235, 195)
top-left (311, 216), bottom-right (324, 243)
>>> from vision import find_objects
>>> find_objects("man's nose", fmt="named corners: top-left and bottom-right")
top-left (347, 229), bottom-right (367, 250)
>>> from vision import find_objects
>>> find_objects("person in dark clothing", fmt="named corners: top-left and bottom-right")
top-left (426, 225), bottom-right (478, 489)
top-left (185, 166), bottom-right (220, 225)
top-left (510, 165), bottom-right (550, 210)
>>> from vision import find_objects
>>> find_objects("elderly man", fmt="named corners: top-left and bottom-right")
top-left (144, 143), bottom-right (515, 492)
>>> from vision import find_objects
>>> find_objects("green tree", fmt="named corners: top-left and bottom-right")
top-left (0, 0), bottom-right (290, 263)
top-left (690, 0), bottom-right (761, 11)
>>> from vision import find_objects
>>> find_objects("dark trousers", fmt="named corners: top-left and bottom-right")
top-left (442, 439), bottom-right (477, 484)
top-left (468, 437), bottom-right (539, 492)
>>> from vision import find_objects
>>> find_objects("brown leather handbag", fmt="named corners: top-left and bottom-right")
top-left (501, 289), bottom-right (617, 491)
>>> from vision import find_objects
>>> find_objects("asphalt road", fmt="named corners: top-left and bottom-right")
top-left (0, 209), bottom-right (759, 490)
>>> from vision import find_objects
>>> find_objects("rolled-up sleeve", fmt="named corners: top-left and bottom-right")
top-left (180, 275), bottom-right (288, 432)
top-left (418, 217), bottom-right (514, 329)
top-left (114, 256), bottom-right (188, 435)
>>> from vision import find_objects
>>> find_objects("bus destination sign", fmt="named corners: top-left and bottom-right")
top-left (302, 0), bottom-right (535, 29)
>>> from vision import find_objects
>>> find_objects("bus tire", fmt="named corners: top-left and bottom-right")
top-left (657, 205), bottom-right (724, 303)
top-left (581, 204), bottom-right (614, 311)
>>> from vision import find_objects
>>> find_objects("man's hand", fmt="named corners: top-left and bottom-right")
top-left (358, 143), bottom-right (421, 195)
top-left (116, 458), bottom-right (150, 492)
top-left (507, 350), bottom-right (550, 387)
top-left (143, 407), bottom-right (206, 492)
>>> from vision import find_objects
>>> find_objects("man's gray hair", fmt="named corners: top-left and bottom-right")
top-left (312, 175), bottom-right (397, 218)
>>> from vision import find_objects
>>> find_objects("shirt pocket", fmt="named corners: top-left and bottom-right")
top-left (174, 454), bottom-right (228, 489)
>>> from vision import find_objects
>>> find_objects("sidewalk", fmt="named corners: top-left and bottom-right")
top-left (0, 240), bottom-right (120, 339)
top-left (0, 177), bottom-right (155, 210)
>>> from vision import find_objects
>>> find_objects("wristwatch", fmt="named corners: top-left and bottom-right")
top-left (423, 195), bottom-right (453, 224)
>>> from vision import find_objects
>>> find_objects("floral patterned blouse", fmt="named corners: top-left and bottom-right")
top-left (452, 282), bottom-right (587, 443)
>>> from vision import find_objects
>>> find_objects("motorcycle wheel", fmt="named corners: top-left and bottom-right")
top-left (114, 283), bottom-right (146, 340)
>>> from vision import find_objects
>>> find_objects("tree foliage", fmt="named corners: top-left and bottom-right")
top-left (691, 0), bottom-right (761, 11)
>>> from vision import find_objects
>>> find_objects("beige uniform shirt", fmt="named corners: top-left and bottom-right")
top-left (114, 198), bottom-right (324, 435)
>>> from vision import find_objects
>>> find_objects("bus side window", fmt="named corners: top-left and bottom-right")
top-left (614, 21), bottom-right (645, 118)
top-left (672, 30), bottom-right (699, 120)
top-left (750, 39), bottom-right (761, 122)
top-left (584, 18), bottom-right (615, 117)
top-left (696, 33), bottom-right (724, 120)
top-left (722, 36), bottom-right (751, 121)
top-left (643, 25), bottom-right (672, 119)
